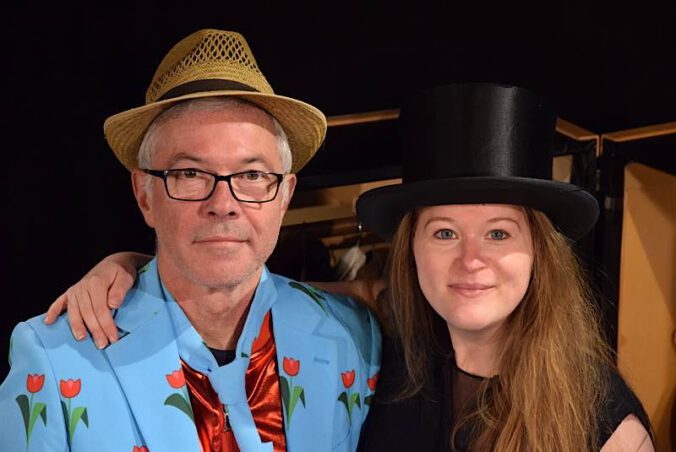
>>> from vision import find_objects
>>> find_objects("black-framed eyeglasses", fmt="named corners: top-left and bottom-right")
top-left (143, 168), bottom-right (284, 203)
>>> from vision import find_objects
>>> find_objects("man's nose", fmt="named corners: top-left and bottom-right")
top-left (201, 179), bottom-right (241, 217)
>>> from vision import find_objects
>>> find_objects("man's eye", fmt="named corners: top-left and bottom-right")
top-left (434, 229), bottom-right (455, 240)
top-left (243, 172), bottom-right (263, 181)
top-left (488, 230), bottom-right (509, 240)
top-left (180, 169), bottom-right (198, 179)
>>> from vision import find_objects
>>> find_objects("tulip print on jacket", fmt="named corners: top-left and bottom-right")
top-left (365, 372), bottom-right (379, 406)
top-left (338, 369), bottom-right (361, 423)
top-left (280, 356), bottom-right (305, 428)
top-left (16, 373), bottom-right (48, 449)
top-left (60, 378), bottom-right (89, 444)
top-left (164, 368), bottom-right (194, 421)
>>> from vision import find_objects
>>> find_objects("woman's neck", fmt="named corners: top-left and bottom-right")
top-left (448, 325), bottom-right (504, 378)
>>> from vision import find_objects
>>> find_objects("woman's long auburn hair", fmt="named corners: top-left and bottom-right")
top-left (384, 207), bottom-right (613, 451)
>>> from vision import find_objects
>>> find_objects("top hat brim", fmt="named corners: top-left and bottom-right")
top-left (103, 90), bottom-right (327, 173)
top-left (356, 176), bottom-right (599, 241)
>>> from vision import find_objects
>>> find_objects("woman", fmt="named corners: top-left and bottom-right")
top-left (46, 84), bottom-right (653, 450)
top-left (351, 84), bottom-right (653, 451)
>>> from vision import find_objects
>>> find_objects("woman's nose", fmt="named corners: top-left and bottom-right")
top-left (457, 238), bottom-right (486, 271)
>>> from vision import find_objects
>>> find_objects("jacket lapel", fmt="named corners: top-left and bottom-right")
top-left (272, 293), bottom-right (341, 452)
top-left (103, 261), bottom-right (201, 452)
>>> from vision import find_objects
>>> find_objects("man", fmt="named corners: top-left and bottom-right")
top-left (0, 29), bottom-right (380, 452)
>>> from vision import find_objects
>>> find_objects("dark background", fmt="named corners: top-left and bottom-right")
top-left (3, 1), bottom-right (675, 379)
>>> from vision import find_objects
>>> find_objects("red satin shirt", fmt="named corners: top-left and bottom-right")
top-left (181, 311), bottom-right (286, 452)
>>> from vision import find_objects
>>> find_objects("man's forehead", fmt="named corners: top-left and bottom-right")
top-left (164, 150), bottom-right (277, 167)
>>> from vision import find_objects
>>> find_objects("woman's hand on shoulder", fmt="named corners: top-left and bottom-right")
top-left (44, 252), bottom-right (151, 349)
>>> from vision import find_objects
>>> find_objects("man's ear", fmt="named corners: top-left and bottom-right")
top-left (280, 173), bottom-right (297, 215)
top-left (131, 170), bottom-right (155, 228)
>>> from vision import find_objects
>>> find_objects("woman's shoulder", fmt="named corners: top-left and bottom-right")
top-left (597, 368), bottom-right (652, 448)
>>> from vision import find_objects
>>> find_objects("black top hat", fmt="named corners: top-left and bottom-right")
top-left (356, 83), bottom-right (599, 240)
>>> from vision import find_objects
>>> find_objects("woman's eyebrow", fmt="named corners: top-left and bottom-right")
top-left (422, 215), bottom-right (523, 230)
top-left (423, 216), bottom-right (455, 227)
top-left (487, 217), bottom-right (522, 230)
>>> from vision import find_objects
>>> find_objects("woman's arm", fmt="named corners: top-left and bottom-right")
top-left (600, 414), bottom-right (654, 452)
top-left (44, 252), bottom-right (151, 348)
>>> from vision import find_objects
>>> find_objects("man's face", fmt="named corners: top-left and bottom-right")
top-left (132, 104), bottom-right (296, 293)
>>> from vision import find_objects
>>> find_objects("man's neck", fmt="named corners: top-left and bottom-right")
top-left (158, 263), bottom-right (261, 351)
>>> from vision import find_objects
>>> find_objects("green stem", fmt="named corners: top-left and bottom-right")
top-left (288, 377), bottom-right (294, 428)
top-left (67, 398), bottom-right (72, 443)
top-left (346, 390), bottom-right (352, 422)
top-left (26, 393), bottom-right (34, 450)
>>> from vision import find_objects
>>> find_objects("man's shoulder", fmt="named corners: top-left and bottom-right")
top-left (17, 313), bottom-right (74, 343)
top-left (268, 273), bottom-right (381, 358)
top-left (10, 313), bottom-right (101, 358)
top-left (6, 314), bottom-right (107, 378)
top-left (269, 273), bottom-right (371, 318)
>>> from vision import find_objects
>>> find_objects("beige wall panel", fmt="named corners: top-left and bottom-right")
top-left (618, 162), bottom-right (676, 451)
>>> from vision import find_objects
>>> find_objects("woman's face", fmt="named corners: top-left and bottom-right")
top-left (413, 204), bottom-right (534, 339)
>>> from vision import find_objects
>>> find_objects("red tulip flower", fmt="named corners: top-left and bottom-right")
top-left (166, 369), bottom-right (186, 389)
top-left (283, 357), bottom-right (300, 377)
top-left (26, 374), bottom-right (45, 393)
top-left (60, 378), bottom-right (82, 399)
top-left (133, 446), bottom-right (149, 452)
top-left (341, 370), bottom-right (356, 389)
top-left (367, 373), bottom-right (379, 391)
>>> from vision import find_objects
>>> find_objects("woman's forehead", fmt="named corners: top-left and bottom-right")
top-left (417, 203), bottom-right (527, 221)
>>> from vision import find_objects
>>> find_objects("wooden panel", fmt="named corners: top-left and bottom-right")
top-left (618, 162), bottom-right (676, 451)
top-left (282, 178), bottom-right (400, 226)
top-left (604, 121), bottom-right (676, 143)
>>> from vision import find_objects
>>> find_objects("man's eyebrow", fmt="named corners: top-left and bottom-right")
top-left (238, 156), bottom-right (280, 171)
top-left (167, 153), bottom-right (204, 166)
top-left (240, 156), bottom-right (278, 165)
top-left (165, 153), bottom-right (275, 169)
top-left (241, 157), bottom-right (266, 165)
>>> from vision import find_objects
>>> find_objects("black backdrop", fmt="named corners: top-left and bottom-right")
top-left (4, 1), bottom-right (676, 379)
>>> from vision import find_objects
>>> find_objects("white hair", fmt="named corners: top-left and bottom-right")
top-left (138, 97), bottom-right (293, 201)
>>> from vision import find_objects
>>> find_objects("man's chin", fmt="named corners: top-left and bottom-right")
top-left (190, 257), bottom-right (263, 289)
top-left (193, 269), bottom-right (260, 291)
top-left (195, 240), bottom-right (246, 256)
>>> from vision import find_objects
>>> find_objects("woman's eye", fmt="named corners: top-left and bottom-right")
top-left (434, 229), bottom-right (455, 240)
top-left (181, 169), bottom-right (198, 178)
top-left (488, 230), bottom-right (509, 240)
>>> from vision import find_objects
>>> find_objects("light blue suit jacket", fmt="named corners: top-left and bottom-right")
top-left (0, 259), bottom-right (381, 451)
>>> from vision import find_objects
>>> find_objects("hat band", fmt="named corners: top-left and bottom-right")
top-left (156, 79), bottom-right (258, 101)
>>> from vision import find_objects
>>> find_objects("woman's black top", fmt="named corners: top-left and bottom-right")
top-left (358, 335), bottom-right (651, 451)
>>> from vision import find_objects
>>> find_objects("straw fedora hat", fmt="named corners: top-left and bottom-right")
top-left (103, 29), bottom-right (327, 173)
top-left (356, 83), bottom-right (599, 240)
